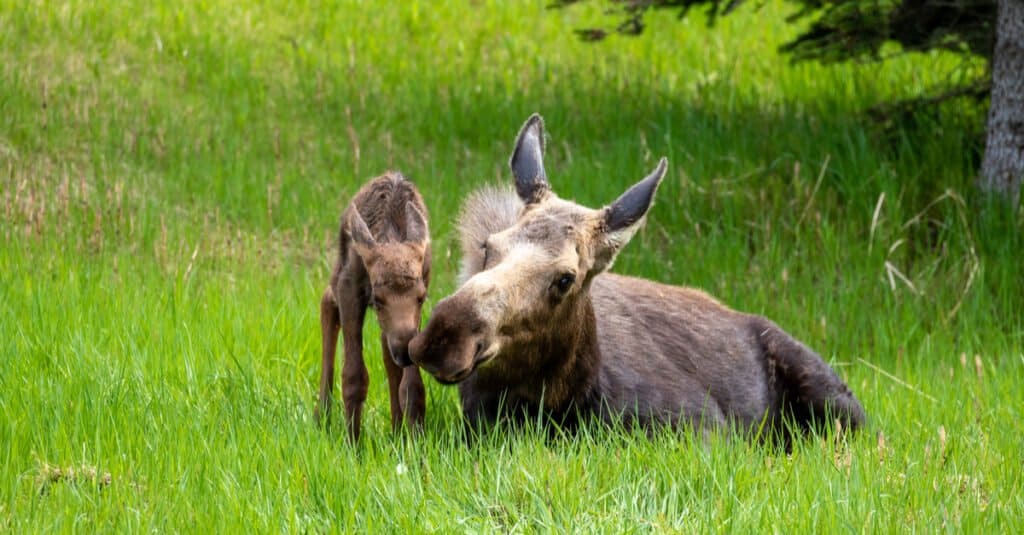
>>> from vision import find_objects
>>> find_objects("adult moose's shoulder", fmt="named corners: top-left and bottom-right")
top-left (409, 114), bottom-right (865, 443)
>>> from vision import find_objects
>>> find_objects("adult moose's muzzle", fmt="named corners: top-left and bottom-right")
top-left (386, 329), bottom-right (418, 368)
top-left (408, 294), bottom-right (491, 384)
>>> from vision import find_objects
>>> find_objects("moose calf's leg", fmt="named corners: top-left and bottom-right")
top-left (382, 332), bottom-right (426, 433)
top-left (399, 366), bottom-right (425, 431)
top-left (339, 286), bottom-right (369, 442)
top-left (316, 287), bottom-right (341, 427)
top-left (381, 333), bottom-right (406, 432)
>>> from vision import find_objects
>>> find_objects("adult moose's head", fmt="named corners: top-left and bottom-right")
top-left (409, 114), bottom-right (667, 385)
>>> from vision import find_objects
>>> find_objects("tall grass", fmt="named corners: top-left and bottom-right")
top-left (1, 0), bottom-right (1021, 531)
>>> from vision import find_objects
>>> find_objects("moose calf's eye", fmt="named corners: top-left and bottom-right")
top-left (553, 273), bottom-right (575, 293)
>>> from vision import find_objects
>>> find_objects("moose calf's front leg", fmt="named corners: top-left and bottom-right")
top-left (381, 334), bottom-right (406, 432)
top-left (316, 287), bottom-right (341, 427)
top-left (400, 365), bottom-right (425, 432)
top-left (340, 293), bottom-right (369, 442)
top-left (382, 333), bottom-right (426, 433)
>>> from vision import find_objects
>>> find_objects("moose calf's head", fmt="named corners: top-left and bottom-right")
top-left (349, 202), bottom-right (430, 367)
top-left (409, 114), bottom-right (667, 383)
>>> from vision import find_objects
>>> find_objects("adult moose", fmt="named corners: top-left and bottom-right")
top-left (316, 172), bottom-right (431, 441)
top-left (409, 114), bottom-right (865, 441)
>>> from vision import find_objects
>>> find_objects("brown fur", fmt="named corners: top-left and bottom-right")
top-left (316, 171), bottom-right (431, 441)
top-left (409, 115), bottom-right (865, 441)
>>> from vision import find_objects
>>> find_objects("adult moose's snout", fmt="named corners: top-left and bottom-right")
top-left (408, 294), bottom-right (488, 384)
top-left (407, 331), bottom-right (434, 373)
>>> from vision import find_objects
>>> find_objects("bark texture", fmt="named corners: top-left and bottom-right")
top-left (980, 0), bottom-right (1024, 202)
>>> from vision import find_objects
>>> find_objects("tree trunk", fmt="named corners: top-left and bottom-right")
top-left (979, 0), bottom-right (1024, 203)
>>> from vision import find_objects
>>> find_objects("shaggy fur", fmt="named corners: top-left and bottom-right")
top-left (457, 185), bottom-right (523, 285)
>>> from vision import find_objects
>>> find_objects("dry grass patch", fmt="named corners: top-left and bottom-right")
top-left (35, 462), bottom-right (113, 495)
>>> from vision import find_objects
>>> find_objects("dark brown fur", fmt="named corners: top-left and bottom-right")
top-left (316, 171), bottom-right (431, 441)
top-left (409, 115), bottom-right (865, 442)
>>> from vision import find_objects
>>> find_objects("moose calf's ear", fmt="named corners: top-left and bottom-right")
top-left (593, 157), bottom-right (668, 272)
top-left (404, 202), bottom-right (429, 245)
top-left (347, 209), bottom-right (377, 254)
top-left (509, 113), bottom-right (550, 205)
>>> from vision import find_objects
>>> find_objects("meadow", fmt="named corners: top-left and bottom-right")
top-left (1, 0), bottom-right (1022, 531)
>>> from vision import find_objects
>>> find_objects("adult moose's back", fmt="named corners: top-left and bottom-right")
top-left (409, 114), bottom-right (865, 442)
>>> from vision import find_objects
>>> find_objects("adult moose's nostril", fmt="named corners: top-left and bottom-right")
top-left (390, 344), bottom-right (414, 368)
top-left (408, 332), bottom-right (426, 365)
top-left (388, 330), bottom-right (418, 368)
top-left (474, 341), bottom-right (484, 358)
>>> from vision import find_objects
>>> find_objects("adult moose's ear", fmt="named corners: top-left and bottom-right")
top-left (347, 209), bottom-right (377, 258)
top-left (509, 113), bottom-right (550, 205)
top-left (403, 202), bottom-right (430, 246)
top-left (593, 157), bottom-right (668, 273)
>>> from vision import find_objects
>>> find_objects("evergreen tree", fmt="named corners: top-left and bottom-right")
top-left (556, 0), bottom-right (1020, 202)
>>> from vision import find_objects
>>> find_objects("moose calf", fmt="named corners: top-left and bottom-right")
top-left (409, 114), bottom-right (865, 442)
top-left (316, 172), bottom-right (431, 441)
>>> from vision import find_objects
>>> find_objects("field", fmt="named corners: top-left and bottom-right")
top-left (2, 0), bottom-right (1022, 531)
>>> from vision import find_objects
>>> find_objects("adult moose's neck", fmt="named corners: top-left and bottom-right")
top-left (481, 294), bottom-right (602, 413)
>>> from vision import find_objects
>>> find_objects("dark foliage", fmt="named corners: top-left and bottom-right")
top-left (550, 0), bottom-right (745, 39)
top-left (553, 1), bottom-right (994, 60)
top-left (553, 1), bottom-right (995, 108)
top-left (779, 0), bottom-right (994, 63)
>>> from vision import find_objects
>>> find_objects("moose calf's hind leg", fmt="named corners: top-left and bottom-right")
top-left (316, 287), bottom-right (341, 428)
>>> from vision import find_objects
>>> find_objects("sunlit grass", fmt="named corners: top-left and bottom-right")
top-left (1, 0), bottom-right (1021, 531)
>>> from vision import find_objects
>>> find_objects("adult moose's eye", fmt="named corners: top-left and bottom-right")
top-left (553, 273), bottom-right (575, 294)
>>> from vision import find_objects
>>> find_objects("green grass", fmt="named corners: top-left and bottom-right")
top-left (2, 0), bottom-right (1022, 531)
